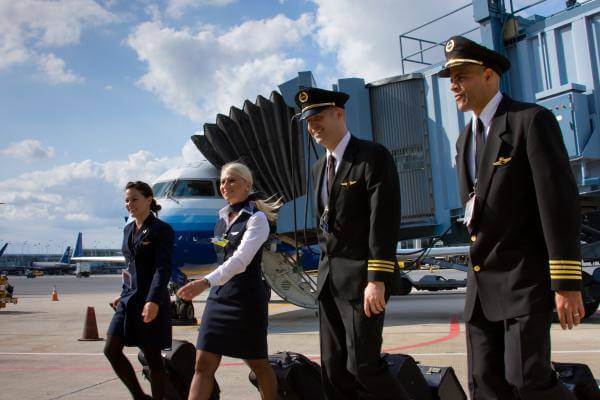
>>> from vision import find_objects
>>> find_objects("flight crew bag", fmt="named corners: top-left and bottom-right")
top-left (552, 362), bottom-right (600, 399)
top-left (417, 365), bottom-right (467, 400)
top-left (249, 351), bottom-right (323, 400)
top-left (382, 353), bottom-right (433, 400)
top-left (138, 339), bottom-right (220, 400)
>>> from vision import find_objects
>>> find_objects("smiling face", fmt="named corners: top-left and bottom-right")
top-left (306, 106), bottom-right (347, 151)
top-left (449, 64), bottom-right (499, 116)
top-left (220, 168), bottom-right (251, 205)
top-left (124, 187), bottom-right (152, 220)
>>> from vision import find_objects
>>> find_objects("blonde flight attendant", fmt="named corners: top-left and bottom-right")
top-left (178, 162), bottom-right (281, 400)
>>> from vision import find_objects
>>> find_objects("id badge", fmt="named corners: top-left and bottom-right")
top-left (211, 235), bottom-right (229, 247)
top-left (464, 195), bottom-right (476, 227)
top-left (122, 269), bottom-right (132, 289)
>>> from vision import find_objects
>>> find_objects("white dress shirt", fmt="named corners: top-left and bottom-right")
top-left (204, 204), bottom-right (270, 287)
top-left (467, 91), bottom-right (503, 183)
top-left (321, 131), bottom-right (351, 207)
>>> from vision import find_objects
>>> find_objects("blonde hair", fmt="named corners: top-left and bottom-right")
top-left (221, 162), bottom-right (282, 222)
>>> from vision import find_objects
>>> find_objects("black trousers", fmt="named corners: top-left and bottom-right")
top-left (319, 282), bottom-right (410, 400)
top-left (466, 297), bottom-right (575, 400)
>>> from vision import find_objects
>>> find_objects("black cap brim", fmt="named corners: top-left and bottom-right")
top-left (437, 60), bottom-right (483, 78)
top-left (300, 105), bottom-right (333, 121)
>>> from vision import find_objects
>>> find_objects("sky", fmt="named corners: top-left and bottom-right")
top-left (0, 0), bottom-right (574, 253)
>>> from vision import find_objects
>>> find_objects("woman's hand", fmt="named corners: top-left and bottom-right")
top-left (176, 278), bottom-right (210, 301)
top-left (110, 296), bottom-right (121, 310)
top-left (141, 301), bottom-right (159, 323)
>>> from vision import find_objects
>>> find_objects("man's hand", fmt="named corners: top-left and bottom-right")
top-left (177, 278), bottom-right (210, 301)
top-left (364, 281), bottom-right (386, 318)
top-left (141, 301), bottom-right (159, 323)
top-left (555, 291), bottom-right (585, 330)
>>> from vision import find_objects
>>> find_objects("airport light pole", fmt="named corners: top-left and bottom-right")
top-left (21, 241), bottom-right (27, 266)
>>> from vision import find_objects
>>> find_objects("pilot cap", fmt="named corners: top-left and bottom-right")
top-left (294, 87), bottom-right (349, 120)
top-left (438, 35), bottom-right (510, 78)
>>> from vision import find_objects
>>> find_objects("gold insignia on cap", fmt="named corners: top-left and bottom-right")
top-left (298, 91), bottom-right (308, 103)
top-left (445, 39), bottom-right (455, 53)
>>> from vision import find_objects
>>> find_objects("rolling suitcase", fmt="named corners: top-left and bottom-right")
top-left (418, 365), bottom-right (467, 400)
top-left (553, 362), bottom-right (600, 399)
top-left (139, 339), bottom-right (220, 400)
top-left (382, 353), bottom-right (433, 400)
top-left (249, 351), bottom-right (322, 399)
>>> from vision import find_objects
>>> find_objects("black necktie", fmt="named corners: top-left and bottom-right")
top-left (327, 155), bottom-right (336, 197)
top-left (475, 118), bottom-right (485, 178)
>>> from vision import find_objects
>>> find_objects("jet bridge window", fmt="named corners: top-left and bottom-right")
top-left (152, 181), bottom-right (171, 198)
top-left (172, 180), bottom-right (215, 197)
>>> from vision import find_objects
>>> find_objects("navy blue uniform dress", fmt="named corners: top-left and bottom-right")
top-left (108, 213), bottom-right (174, 350)
top-left (196, 202), bottom-right (270, 359)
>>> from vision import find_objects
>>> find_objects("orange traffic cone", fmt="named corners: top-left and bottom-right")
top-left (51, 286), bottom-right (59, 301)
top-left (78, 306), bottom-right (103, 341)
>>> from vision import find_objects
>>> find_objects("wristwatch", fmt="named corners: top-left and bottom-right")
top-left (203, 277), bottom-right (211, 288)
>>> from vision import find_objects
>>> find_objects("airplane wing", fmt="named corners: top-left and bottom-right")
top-left (396, 245), bottom-right (470, 260)
top-left (71, 232), bottom-right (125, 263)
top-left (71, 256), bottom-right (125, 263)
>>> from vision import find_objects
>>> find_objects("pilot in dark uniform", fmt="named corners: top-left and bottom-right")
top-left (104, 180), bottom-right (174, 400)
top-left (295, 87), bottom-right (410, 400)
top-left (177, 162), bottom-right (279, 400)
top-left (440, 36), bottom-right (585, 399)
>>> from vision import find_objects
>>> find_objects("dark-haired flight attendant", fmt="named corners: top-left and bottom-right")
top-left (104, 180), bottom-right (174, 400)
top-left (178, 162), bottom-right (280, 400)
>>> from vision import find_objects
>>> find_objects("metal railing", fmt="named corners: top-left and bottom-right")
top-left (399, 2), bottom-right (477, 74)
top-left (398, 0), bottom-right (586, 74)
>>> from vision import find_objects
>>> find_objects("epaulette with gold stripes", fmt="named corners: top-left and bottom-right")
top-left (368, 259), bottom-right (395, 273)
top-left (549, 259), bottom-right (582, 280)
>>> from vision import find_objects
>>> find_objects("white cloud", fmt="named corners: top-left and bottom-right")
top-left (165, 0), bottom-right (236, 19)
top-left (0, 0), bottom-right (115, 82)
top-left (36, 53), bottom-right (83, 84)
top-left (127, 13), bottom-right (313, 122)
top-left (64, 213), bottom-right (92, 222)
top-left (0, 150), bottom-right (182, 245)
top-left (311, 0), bottom-right (470, 82)
top-left (217, 13), bottom-right (311, 54)
top-left (1, 139), bottom-right (56, 161)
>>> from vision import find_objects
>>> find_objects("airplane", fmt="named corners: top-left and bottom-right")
top-left (72, 162), bottom-right (226, 281)
top-left (25, 233), bottom-right (83, 275)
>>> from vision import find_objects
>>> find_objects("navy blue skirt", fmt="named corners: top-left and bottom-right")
top-left (107, 298), bottom-right (172, 349)
top-left (196, 281), bottom-right (270, 359)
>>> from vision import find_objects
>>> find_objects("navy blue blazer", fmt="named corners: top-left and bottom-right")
top-left (119, 213), bottom-right (174, 348)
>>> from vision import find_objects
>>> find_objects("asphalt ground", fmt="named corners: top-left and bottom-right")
top-left (1, 272), bottom-right (598, 400)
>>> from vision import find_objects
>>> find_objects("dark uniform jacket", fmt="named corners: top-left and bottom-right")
top-left (456, 95), bottom-right (582, 322)
top-left (119, 213), bottom-right (174, 348)
top-left (312, 135), bottom-right (401, 300)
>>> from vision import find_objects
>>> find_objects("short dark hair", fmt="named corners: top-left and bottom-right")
top-left (125, 181), bottom-right (161, 214)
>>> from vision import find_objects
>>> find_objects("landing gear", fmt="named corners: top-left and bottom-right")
top-left (168, 280), bottom-right (198, 326)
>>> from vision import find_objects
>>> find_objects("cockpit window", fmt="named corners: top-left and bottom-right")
top-left (152, 182), bottom-right (171, 198)
top-left (172, 180), bottom-right (215, 197)
top-left (215, 179), bottom-right (223, 198)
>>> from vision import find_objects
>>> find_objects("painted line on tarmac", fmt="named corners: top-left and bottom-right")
top-left (46, 376), bottom-right (122, 400)
top-left (0, 352), bottom-right (138, 356)
top-left (382, 314), bottom-right (461, 353)
top-left (221, 315), bottom-right (463, 366)
top-left (3, 348), bottom-right (600, 371)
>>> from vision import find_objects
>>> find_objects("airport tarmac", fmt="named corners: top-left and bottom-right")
top-left (1, 273), bottom-right (598, 400)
